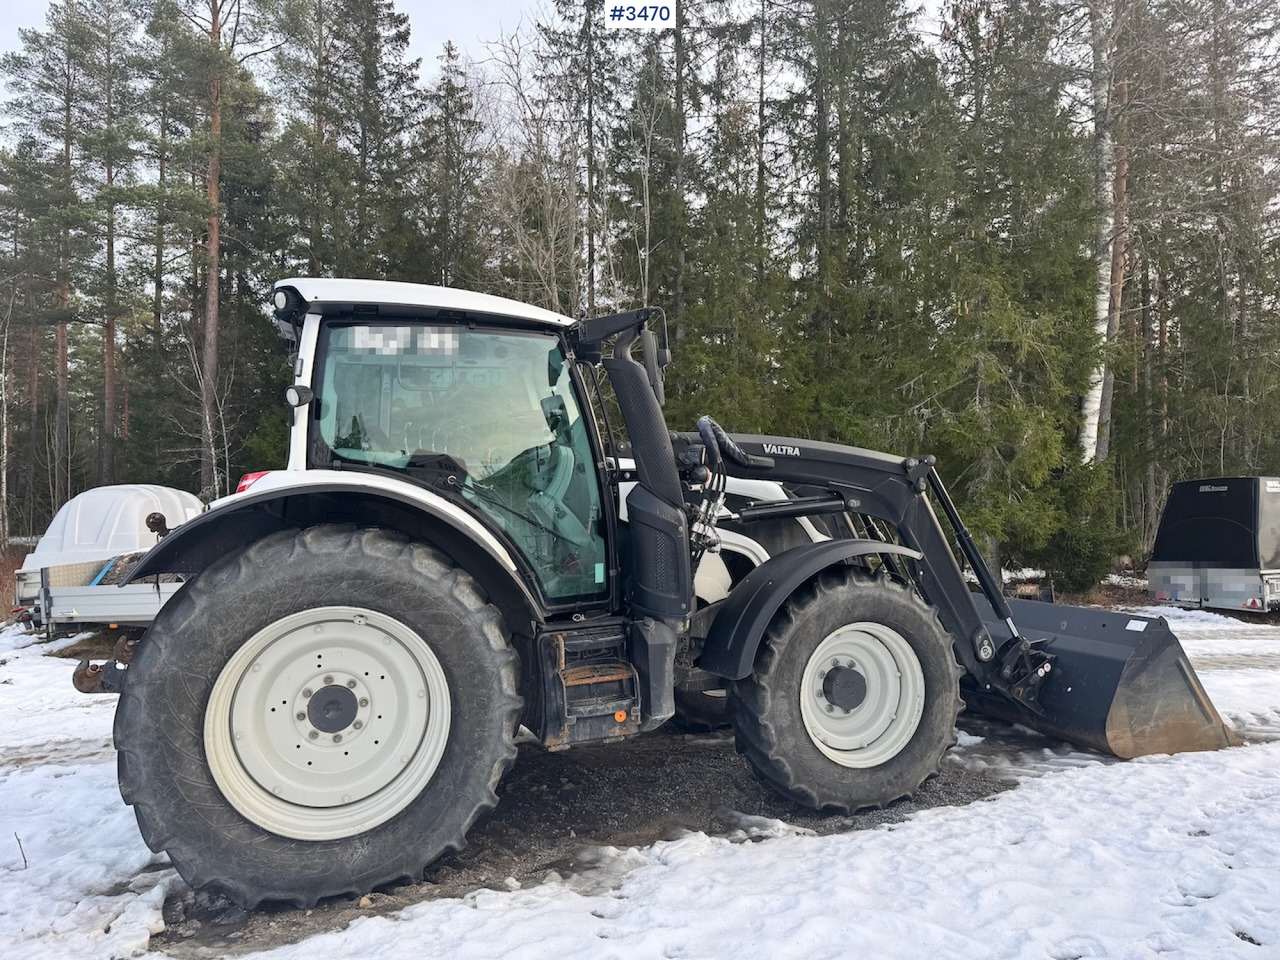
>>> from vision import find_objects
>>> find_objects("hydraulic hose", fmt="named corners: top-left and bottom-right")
top-left (695, 416), bottom-right (774, 470)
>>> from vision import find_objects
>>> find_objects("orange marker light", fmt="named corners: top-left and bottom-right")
top-left (614, 710), bottom-right (628, 723)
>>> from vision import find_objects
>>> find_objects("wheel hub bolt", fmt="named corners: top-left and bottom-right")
top-left (333, 734), bottom-right (343, 743)
top-left (347, 680), bottom-right (356, 689)
top-left (353, 720), bottom-right (364, 729)
top-left (359, 697), bottom-right (369, 707)
top-left (296, 712), bottom-right (306, 721)
top-left (308, 731), bottom-right (319, 740)
top-left (324, 675), bottom-right (334, 685)
top-left (303, 688), bottom-right (313, 698)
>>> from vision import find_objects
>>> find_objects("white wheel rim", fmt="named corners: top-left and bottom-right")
top-left (799, 621), bottom-right (925, 768)
top-left (205, 605), bottom-right (451, 841)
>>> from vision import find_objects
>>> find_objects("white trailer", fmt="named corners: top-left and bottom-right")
top-left (13, 485), bottom-right (202, 634)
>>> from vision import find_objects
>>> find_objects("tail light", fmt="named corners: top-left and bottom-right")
top-left (236, 471), bottom-right (272, 493)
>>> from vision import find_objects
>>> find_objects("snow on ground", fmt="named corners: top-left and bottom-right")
top-left (0, 632), bottom-right (178, 960)
top-left (1127, 606), bottom-right (1280, 740)
top-left (2, 606), bottom-right (1279, 960)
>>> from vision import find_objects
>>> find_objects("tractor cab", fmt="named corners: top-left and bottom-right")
top-left (305, 318), bottom-right (609, 605)
top-left (273, 279), bottom-right (696, 631)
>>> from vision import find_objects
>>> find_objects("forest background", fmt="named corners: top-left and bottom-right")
top-left (1, 0), bottom-right (1277, 590)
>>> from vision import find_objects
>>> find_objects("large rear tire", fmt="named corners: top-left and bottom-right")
top-left (114, 525), bottom-right (521, 909)
top-left (728, 569), bottom-right (961, 812)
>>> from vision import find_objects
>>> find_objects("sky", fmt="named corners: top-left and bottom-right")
top-left (0, 0), bottom-right (540, 72)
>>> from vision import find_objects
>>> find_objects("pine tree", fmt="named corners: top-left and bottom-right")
top-left (1, 0), bottom-right (97, 509)
top-left (160, 0), bottom-right (277, 499)
top-left (79, 0), bottom-right (142, 484)
top-left (332, 0), bottom-right (424, 279)
top-left (275, 0), bottom-right (350, 273)
top-left (778, 0), bottom-right (948, 447)
top-left (421, 42), bottom-right (486, 287)
top-left (662, 11), bottom-right (784, 435)
top-left (934, 0), bottom-right (1104, 576)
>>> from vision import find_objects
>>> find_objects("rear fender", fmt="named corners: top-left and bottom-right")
top-left (696, 539), bottom-right (924, 680)
top-left (121, 478), bottom-right (543, 635)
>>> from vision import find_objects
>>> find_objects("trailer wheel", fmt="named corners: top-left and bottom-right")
top-left (728, 569), bottom-right (961, 812)
top-left (113, 525), bottom-right (520, 909)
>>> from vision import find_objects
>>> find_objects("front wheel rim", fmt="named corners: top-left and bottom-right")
top-left (799, 621), bottom-right (925, 769)
top-left (205, 605), bottom-right (451, 841)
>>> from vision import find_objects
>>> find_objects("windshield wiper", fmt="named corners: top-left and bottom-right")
top-left (329, 448), bottom-right (466, 481)
top-left (461, 481), bottom-right (578, 547)
top-left (330, 455), bottom-right (576, 547)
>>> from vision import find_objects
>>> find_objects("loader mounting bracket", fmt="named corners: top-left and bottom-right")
top-left (996, 636), bottom-right (1053, 713)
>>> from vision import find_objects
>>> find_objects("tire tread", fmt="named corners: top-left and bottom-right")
top-left (114, 525), bottom-right (521, 909)
top-left (727, 569), bottom-right (962, 813)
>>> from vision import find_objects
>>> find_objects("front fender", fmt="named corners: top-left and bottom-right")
top-left (696, 539), bottom-right (924, 680)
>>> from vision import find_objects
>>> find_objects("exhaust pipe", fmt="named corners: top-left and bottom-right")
top-left (72, 658), bottom-right (128, 695)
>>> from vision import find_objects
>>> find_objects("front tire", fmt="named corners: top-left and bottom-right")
top-left (114, 525), bottom-right (521, 908)
top-left (728, 569), bottom-right (961, 812)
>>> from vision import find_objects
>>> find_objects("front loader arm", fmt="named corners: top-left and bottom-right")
top-left (672, 431), bottom-right (1050, 710)
top-left (680, 428), bottom-right (1236, 759)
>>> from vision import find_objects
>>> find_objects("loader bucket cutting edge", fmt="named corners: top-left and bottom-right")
top-left (964, 598), bottom-right (1240, 758)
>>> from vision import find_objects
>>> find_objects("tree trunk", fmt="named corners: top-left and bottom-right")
top-left (0, 302), bottom-right (10, 547)
top-left (55, 310), bottom-right (69, 507)
top-left (1140, 254), bottom-right (1159, 554)
top-left (23, 322), bottom-right (38, 533)
top-left (584, 3), bottom-right (596, 313)
top-left (672, 2), bottom-right (686, 331)
top-left (755, 0), bottom-right (767, 288)
top-left (100, 166), bottom-right (117, 484)
top-left (1095, 78), bottom-right (1129, 463)
top-left (98, 6), bottom-right (120, 485)
top-left (55, 40), bottom-right (74, 508)
top-left (200, 1), bottom-right (223, 500)
top-left (1078, 0), bottom-right (1116, 462)
top-left (153, 139), bottom-right (166, 344)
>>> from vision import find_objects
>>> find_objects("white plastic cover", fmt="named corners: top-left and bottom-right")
top-left (276, 277), bottom-right (574, 328)
top-left (20, 484), bottom-right (203, 572)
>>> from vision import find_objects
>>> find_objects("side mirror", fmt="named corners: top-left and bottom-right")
top-left (541, 394), bottom-right (571, 440)
top-left (641, 328), bottom-right (666, 408)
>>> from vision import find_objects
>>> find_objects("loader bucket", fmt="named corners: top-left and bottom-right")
top-left (963, 598), bottom-right (1239, 758)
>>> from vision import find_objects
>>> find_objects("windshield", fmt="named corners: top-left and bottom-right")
top-left (312, 321), bottom-right (607, 602)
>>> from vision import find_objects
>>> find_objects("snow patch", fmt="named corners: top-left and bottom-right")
top-left (2, 609), bottom-right (1280, 958)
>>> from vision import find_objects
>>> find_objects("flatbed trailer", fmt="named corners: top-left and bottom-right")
top-left (37, 560), bottom-right (185, 633)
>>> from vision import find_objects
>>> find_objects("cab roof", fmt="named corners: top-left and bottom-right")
top-left (275, 278), bottom-right (575, 329)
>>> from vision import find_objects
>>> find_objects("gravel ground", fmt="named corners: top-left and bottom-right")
top-left (155, 722), bottom-right (1017, 958)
